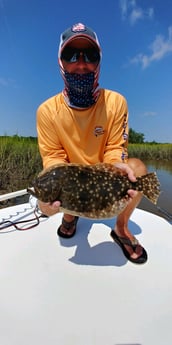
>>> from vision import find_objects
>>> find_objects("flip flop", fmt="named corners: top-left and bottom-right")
top-left (110, 230), bottom-right (148, 264)
top-left (57, 216), bottom-right (79, 238)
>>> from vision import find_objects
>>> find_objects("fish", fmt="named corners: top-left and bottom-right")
top-left (27, 163), bottom-right (161, 219)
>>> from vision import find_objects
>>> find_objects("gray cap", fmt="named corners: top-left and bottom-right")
top-left (59, 23), bottom-right (101, 51)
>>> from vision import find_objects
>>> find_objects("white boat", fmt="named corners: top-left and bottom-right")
top-left (0, 191), bottom-right (172, 345)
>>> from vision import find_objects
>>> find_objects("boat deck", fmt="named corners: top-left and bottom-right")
top-left (0, 203), bottom-right (171, 345)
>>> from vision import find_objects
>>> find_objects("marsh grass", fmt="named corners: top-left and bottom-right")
top-left (0, 136), bottom-right (171, 195)
top-left (128, 143), bottom-right (172, 160)
top-left (0, 136), bottom-right (42, 194)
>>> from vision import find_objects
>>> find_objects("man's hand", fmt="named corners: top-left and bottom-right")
top-left (114, 162), bottom-right (138, 199)
top-left (114, 162), bottom-right (137, 182)
top-left (38, 200), bottom-right (61, 217)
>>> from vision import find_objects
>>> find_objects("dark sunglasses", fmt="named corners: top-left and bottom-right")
top-left (61, 47), bottom-right (100, 63)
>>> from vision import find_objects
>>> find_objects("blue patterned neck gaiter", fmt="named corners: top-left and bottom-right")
top-left (58, 23), bottom-right (102, 108)
top-left (63, 71), bottom-right (99, 108)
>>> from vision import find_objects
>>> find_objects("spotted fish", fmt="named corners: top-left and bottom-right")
top-left (27, 163), bottom-right (160, 219)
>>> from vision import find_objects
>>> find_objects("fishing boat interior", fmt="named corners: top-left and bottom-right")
top-left (0, 190), bottom-right (172, 345)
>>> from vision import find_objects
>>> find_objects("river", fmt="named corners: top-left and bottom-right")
top-left (138, 160), bottom-right (172, 222)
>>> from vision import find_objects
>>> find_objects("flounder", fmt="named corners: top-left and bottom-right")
top-left (27, 163), bottom-right (160, 219)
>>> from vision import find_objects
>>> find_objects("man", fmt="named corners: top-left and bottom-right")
top-left (37, 23), bottom-right (147, 264)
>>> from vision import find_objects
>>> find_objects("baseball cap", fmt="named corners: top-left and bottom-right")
top-left (59, 23), bottom-right (101, 52)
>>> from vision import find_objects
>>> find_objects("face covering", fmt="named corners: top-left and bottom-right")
top-left (58, 23), bottom-right (102, 108)
top-left (60, 66), bottom-right (100, 108)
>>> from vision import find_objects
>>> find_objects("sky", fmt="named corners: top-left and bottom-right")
top-left (0, 0), bottom-right (172, 143)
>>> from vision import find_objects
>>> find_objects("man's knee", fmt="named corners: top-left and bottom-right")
top-left (128, 158), bottom-right (147, 177)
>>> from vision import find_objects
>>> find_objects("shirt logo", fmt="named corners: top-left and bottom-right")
top-left (94, 126), bottom-right (105, 137)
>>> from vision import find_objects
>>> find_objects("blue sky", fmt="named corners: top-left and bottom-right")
top-left (0, 0), bottom-right (172, 143)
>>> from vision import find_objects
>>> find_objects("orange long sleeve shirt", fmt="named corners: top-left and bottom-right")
top-left (37, 88), bottom-right (129, 169)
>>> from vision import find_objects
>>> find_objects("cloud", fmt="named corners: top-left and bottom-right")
top-left (130, 26), bottom-right (172, 68)
top-left (119, 0), bottom-right (128, 19)
top-left (142, 111), bottom-right (157, 117)
top-left (0, 77), bottom-right (16, 87)
top-left (0, 77), bottom-right (9, 86)
top-left (119, 0), bottom-right (154, 25)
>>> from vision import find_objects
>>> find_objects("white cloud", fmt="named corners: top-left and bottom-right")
top-left (0, 77), bottom-right (9, 86)
top-left (143, 111), bottom-right (157, 117)
top-left (130, 7), bottom-right (144, 25)
top-left (119, 0), bottom-right (128, 19)
top-left (119, 0), bottom-right (154, 25)
top-left (130, 26), bottom-right (172, 68)
top-left (0, 77), bottom-right (16, 87)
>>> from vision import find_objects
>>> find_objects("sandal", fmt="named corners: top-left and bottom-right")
top-left (110, 230), bottom-right (148, 264)
top-left (57, 216), bottom-right (79, 238)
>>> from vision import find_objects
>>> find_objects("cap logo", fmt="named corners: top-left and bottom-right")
top-left (72, 23), bottom-right (86, 33)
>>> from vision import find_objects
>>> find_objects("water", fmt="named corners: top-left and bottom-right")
top-left (138, 160), bottom-right (172, 222)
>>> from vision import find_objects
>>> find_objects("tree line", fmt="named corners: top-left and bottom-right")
top-left (129, 128), bottom-right (145, 143)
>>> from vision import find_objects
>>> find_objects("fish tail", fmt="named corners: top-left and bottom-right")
top-left (135, 172), bottom-right (161, 204)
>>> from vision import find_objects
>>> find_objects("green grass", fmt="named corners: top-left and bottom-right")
top-left (0, 136), bottom-right (42, 193)
top-left (128, 143), bottom-right (172, 160)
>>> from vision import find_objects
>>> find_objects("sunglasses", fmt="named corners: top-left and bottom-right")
top-left (61, 47), bottom-right (100, 63)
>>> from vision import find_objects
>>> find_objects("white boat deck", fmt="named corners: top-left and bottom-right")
top-left (0, 203), bottom-right (171, 345)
